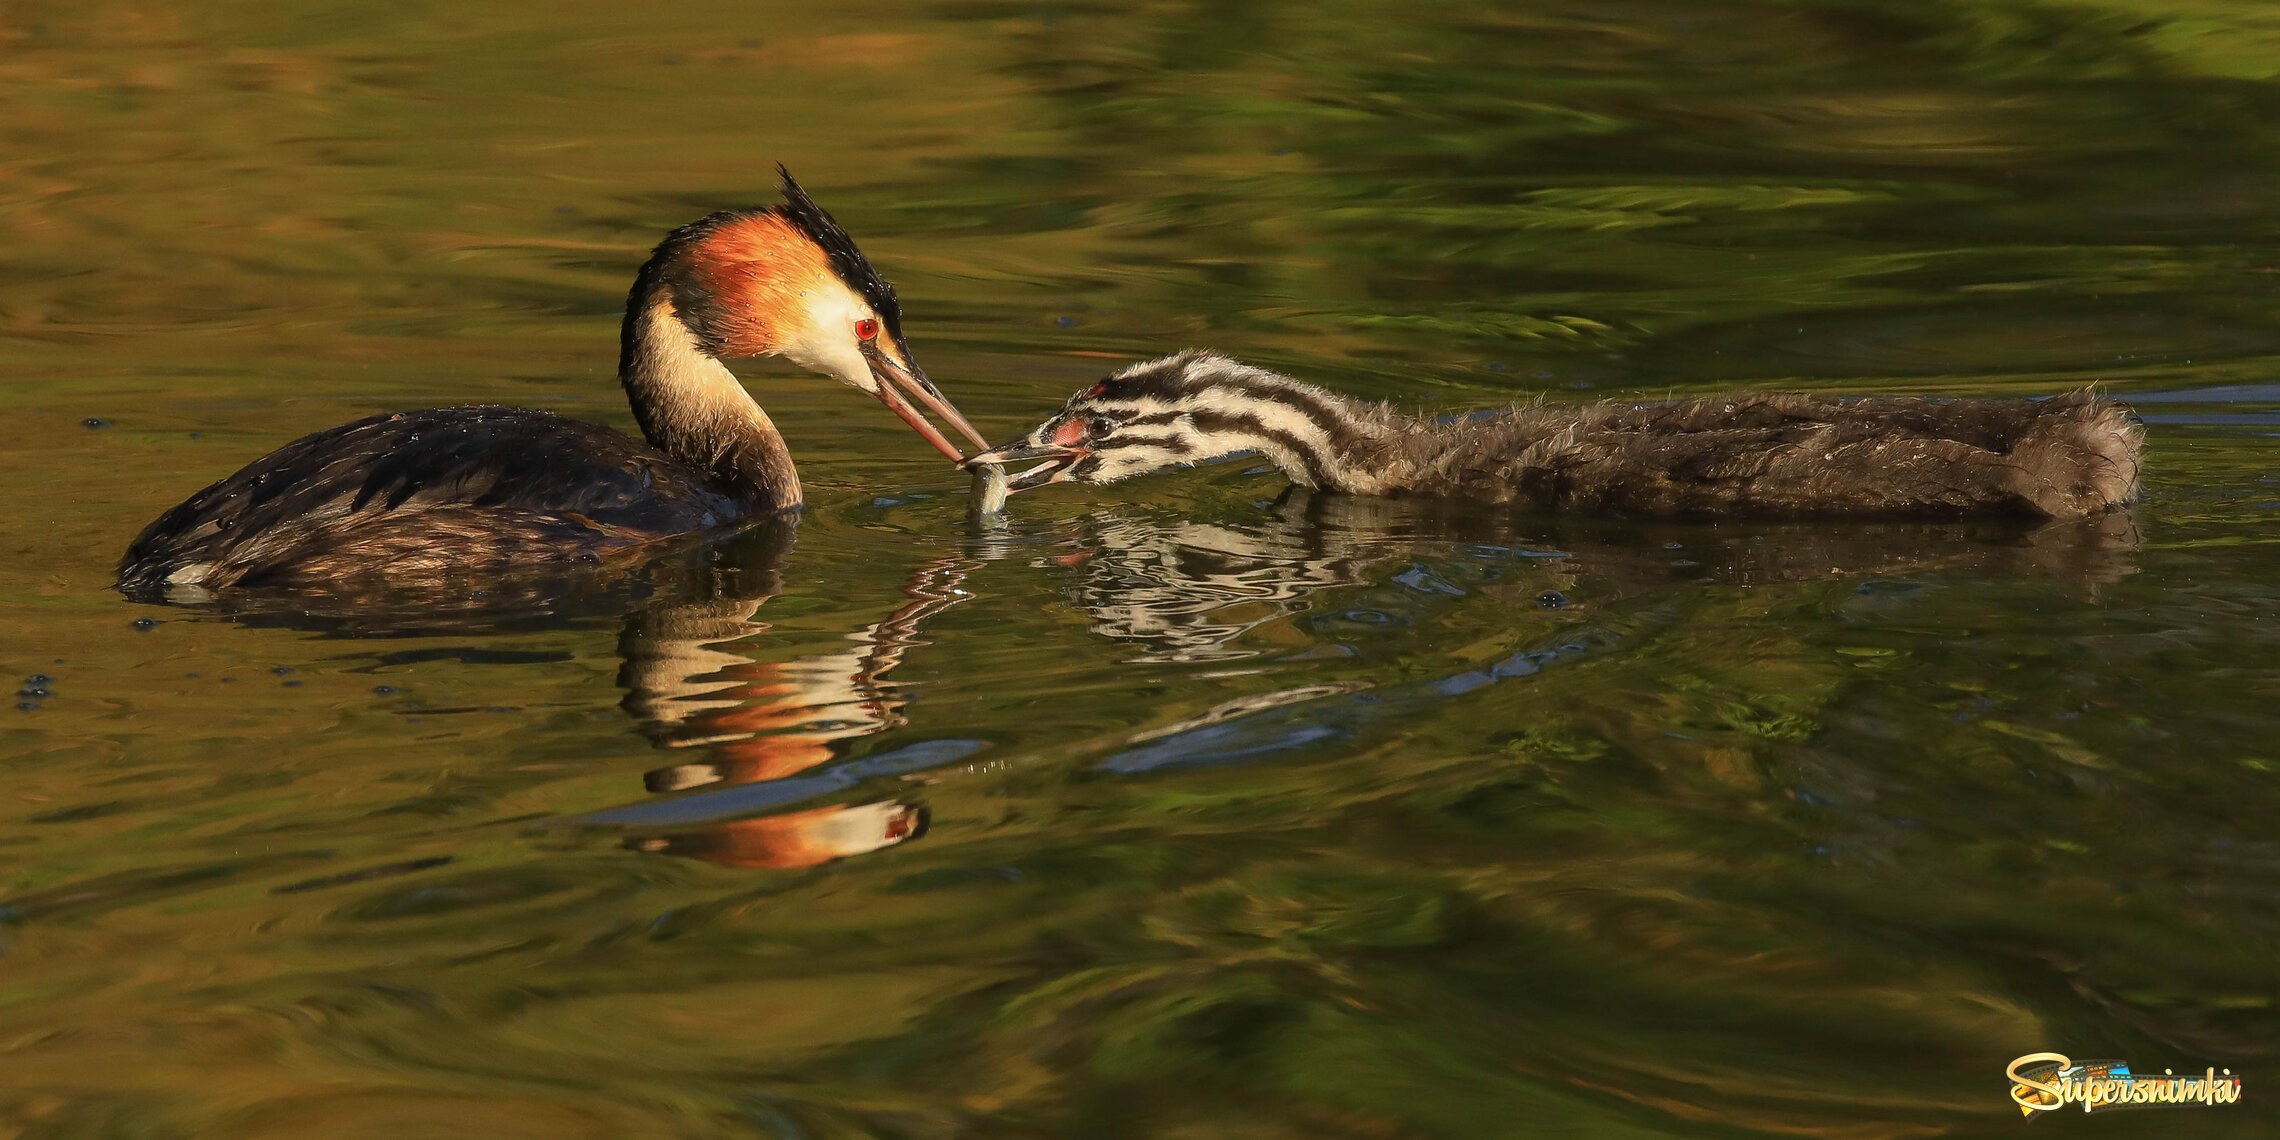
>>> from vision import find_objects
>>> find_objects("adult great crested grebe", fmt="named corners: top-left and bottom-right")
top-left (118, 170), bottom-right (988, 597)
top-left (971, 351), bottom-right (2143, 519)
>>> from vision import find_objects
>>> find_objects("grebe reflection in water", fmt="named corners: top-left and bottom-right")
top-left (597, 527), bottom-right (985, 868)
top-left (591, 497), bottom-right (2136, 865)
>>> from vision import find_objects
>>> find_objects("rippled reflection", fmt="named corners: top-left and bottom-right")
top-left (156, 493), bottom-right (2150, 881)
top-left (525, 496), bottom-right (2153, 876)
top-left (606, 526), bottom-right (974, 867)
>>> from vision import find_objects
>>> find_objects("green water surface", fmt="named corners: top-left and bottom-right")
top-left (2, 1), bottom-right (2278, 1136)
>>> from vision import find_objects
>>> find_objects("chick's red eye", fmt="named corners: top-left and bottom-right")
top-left (854, 318), bottom-right (879, 341)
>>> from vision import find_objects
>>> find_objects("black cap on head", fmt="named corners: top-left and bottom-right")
top-left (772, 166), bottom-right (908, 350)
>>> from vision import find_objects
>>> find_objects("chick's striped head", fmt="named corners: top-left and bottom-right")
top-left (980, 351), bottom-right (1359, 491)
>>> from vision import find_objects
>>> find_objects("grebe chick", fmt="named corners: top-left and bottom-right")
top-left (971, 351), bottom-right (2143, 519)
top-left (119, 170), bottom-right (990, 598)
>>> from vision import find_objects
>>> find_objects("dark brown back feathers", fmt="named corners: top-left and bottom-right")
top-left (1390, 388), bottom-right (2143, 519)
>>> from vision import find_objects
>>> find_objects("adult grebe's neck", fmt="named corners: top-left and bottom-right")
top-left (617, 286), bottom-right (801, 513)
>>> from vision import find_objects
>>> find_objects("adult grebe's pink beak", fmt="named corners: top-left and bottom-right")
top-left (861, 340), bottom-right (989, 463)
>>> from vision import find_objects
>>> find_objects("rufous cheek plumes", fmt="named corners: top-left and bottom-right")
top-left (693, 213), bottom-right (836, 359)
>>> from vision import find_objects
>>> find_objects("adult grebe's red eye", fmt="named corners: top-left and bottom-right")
top-left (854, 318), bottom-right (879, 341)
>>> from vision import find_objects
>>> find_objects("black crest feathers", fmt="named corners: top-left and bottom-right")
top-left (773, 166), bottom-right (907, 348)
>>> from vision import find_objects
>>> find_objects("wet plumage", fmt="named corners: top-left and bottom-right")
top-left (976, 351), bottom-right (2144, 520)
top-left (117, 408), bottom-right (737, 594)
top-left (119, 170), bottom-right (986, 601)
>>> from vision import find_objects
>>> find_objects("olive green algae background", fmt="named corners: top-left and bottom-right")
top-left (1, 1), bottom-right (2279, 1136)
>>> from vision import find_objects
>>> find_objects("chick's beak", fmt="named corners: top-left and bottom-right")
top-left (966, 432), bottom-right (1085, 492)
top-left (966, 440), bottom-right (1078, 465)
top-left (862, 341), bottom-right (991, 463)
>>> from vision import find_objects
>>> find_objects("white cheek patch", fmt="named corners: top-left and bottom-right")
top-left (1095, 444), bottom-right (1187, 482)
top-left (777, 274), bottom-right (876, 392)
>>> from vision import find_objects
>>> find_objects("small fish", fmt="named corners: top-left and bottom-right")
top-left (969, 460), bottom-right (1009, 518)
